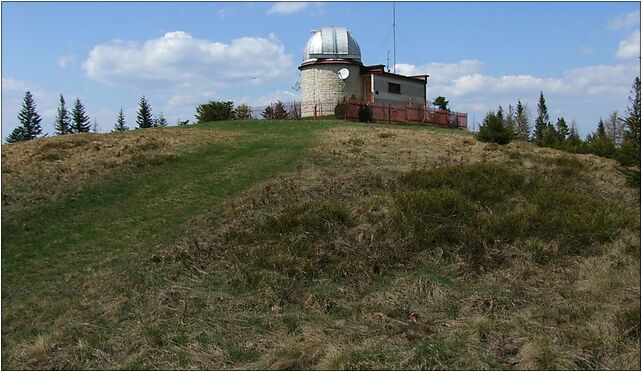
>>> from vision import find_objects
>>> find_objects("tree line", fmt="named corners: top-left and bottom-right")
top-left (5, 92), bottom-right (302, 144)
top-left (476, 77), bottom-right (641, 167)
top-left (5, 93), bottom-right (172, 143)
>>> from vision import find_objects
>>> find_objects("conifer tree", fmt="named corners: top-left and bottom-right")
top-left (113, 108), bottom-right (128, 132)
top-left (533, 91), bottom-right (550, 145)
top-left (555, 117), bottom-right (569, 142)
top-left (476, 106), bottom-right (511, 144)
top-left (505, 104), bottom-right (516, 137)
top-left (54, 94), bottom-right (72, 135)
top-left (71, 98), bottom-right (91, 133)
top-left (567, 119), bottom-right (582, 148)
top-left (136, 96), bottom-right (154, 128)
top-left (618, 77), bottom-right (641, 165)
top-left (272, 101), bottom-right (290, 120)
top-left (5, 126), bottom-right (27, 143)
top-left (433, 96), bottom-right (449, 111)
top-left (514, 100), bottom-right (530, 141)
top-left (14, 91), bottom-right (43, 141)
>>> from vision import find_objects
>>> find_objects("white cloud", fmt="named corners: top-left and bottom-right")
top-left (395, 59), bottom-right (639, 135)
top-left (607, 10), bottom-right (640, 31)
top-left (83, 31), bottom-right (293, 90)
top-left (268, 2), bottom-right (308, 15)
top-left (57, 54), bottom-right (75, 68)
top-left (395, 60), bottom-right (483, 84)
top-left (616, 30), bottom-right (640, 59)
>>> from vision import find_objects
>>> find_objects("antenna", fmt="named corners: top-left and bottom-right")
top-left (386, 50), bottom-right (390, 72)
top-left (393, 2), bottom-right (396, 74)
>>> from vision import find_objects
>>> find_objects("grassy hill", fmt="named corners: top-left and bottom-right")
top-left (2, 120), bottom-right (639, 370)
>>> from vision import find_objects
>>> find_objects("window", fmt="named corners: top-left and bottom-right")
top-left (388, 82), bottom-right (401, 94)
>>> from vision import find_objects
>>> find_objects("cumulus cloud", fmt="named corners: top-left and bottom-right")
top-left (267, 2), bottom-right (308, 15)
top-left (83, 31), bottom-right (293, 90)
top-left (395, 60), bottom-right (483, 84)
top-left (616, 30), bottom-right (640, 59)
top-left (607, 10), bottom-right (640, 31)
top-left (394, 59), bottom-right (639, 134)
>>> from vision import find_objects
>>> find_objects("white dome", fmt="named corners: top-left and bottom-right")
top-left (303, 27), bottom-right (361, 62)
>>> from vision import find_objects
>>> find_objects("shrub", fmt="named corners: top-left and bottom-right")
top-left (195, 101), bottom-right (234, 123)
top-left (394, 187), bottom-right (477, 248)
top-left (233, 104), bottom-right (252, 120)
top-left (334, 100), bottom-right (347, 119)
top-left (476, 109), bottom-right (512, 145)
top-left (262, 101), bottom-right (290, 120)
top-left (358, 104), bottom-right (373, 123)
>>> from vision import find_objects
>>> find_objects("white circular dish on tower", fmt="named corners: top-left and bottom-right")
top-left (338, 68), bottom-right (350, 80)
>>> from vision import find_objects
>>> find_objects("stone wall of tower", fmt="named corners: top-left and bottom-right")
top-left (300, 63), bottom-right (363, 117)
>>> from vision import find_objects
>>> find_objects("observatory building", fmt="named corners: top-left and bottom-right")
top-left (299, 26), bottom-right (428, 117)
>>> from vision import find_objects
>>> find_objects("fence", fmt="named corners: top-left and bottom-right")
top-left (219, 100), bottom-right (467, 130)
top-left (345, 100), bottom-right (467, 129)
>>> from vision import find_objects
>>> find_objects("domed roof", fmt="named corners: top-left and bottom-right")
top-left (303, 27), bottom-right (361, 63)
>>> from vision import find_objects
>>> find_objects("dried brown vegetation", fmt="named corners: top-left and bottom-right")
top-left (2, 121), bottom-right (639, 370)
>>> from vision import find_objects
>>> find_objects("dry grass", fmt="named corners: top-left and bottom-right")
top-left (1, 121), bottom-right (639, 370)
top-left (1, 128), bottom-right (237, 215)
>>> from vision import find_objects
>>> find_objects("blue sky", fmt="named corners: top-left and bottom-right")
top-left (2, 1), bottom-right (640, 136)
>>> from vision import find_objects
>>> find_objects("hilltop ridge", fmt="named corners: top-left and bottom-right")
top-left (2, 120), bottom-right (639, 370)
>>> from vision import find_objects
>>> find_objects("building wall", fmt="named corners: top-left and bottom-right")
top-left (371, 75), bottom-right (426, 106)
top-left (300, 63), bottom-right (363, 117)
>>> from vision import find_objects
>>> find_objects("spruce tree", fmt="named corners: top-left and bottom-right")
top-left (597, 118), bottom-right (607, 137)
top-left (515, 100), bottom-right (530, 141)
top-left (113, 108), bottom-right (128, 132)
top-left (16, 91), bottom-right (43, 140)
top-left (505, 104), bottom-right (516, 137)
top-left (619, 77), bottom-right (641, 165)
top-left (136, 96), bottom-right (154, 128)
top-left (5, 126), bottom-right (27, 143)
top-left (476, 107), bottom-right (511, 145)
top-left (533, 91), bottom-right (550, 145)
top-left (54, 94), bottom-right (72, 135)
top-left (567, 119), bottom-right (582, 148)
top-left (71, 98), bottom-right (91, 133)
top-left (555, 117), bottom-right (569, 142)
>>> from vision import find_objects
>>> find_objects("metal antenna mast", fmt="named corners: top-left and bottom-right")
top-left (392, 2), bottom-right (396, 74)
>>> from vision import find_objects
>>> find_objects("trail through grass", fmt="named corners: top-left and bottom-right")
top-left (1, 120), bottom-right (338, 368)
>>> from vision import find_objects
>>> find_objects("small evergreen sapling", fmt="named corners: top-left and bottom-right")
top-left (136, 96), bottom-right (154, 128)
top-left (113, 108), bottom-right (128, 132)
top-left (9, 91), bottom-right (43, 142)
top-left (71, 98), bottom-right (91, 133)
top-left (54, 94), bottom-right (72, 135)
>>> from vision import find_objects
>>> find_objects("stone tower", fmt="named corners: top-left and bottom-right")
top-left (299, 27), bottom-right (363, 117)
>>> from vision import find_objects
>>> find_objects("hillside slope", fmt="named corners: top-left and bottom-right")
top-left (2, 120), bottom-right (640, 370)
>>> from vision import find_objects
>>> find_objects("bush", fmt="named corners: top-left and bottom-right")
top-left (262, 101), bottom-right (290, 120)
top-left (195, 101), bottom-right (234, 123)
top-left (617, 139), bottom-right (640, 166)
top-left (476, 109), bottom-right (512, 145)
top-left (358, 104), bottom-right (373, 123)
top-left (233, 104), bottom-right (252, 120)
top-left (334, 100), bottom-right (347, 119)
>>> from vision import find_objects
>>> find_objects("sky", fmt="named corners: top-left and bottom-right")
top-left (2, 1), bottom-right (640, 137)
